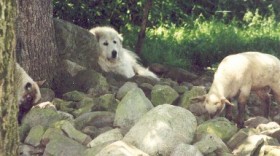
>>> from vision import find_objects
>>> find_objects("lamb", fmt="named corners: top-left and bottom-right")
top-left (15, 63), bottom-right (44, 123)
top-left (198, 52), bottom-right (280, 127)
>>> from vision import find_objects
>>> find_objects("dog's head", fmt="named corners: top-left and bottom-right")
top-left (90, 26), bottom-right (123, 62)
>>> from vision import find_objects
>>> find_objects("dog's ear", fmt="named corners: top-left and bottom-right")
top-left (89, 28), bottom-right (101, 41)
top-left (93, 31), bottom-right (101, 41)
top-left (118, 34), bottom-right (123, 42)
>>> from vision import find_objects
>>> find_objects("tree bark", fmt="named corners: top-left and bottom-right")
top-left (0, 0), bottom-right (19, 155)
top-left (135, 0), bottom-right (153, 55)
top-left (16, 0), bottom-right (58, 87)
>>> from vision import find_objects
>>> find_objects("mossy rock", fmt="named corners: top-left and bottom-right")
top-left (196, 117), bottom-right (238, 142)
top-left (151, 85), bottom-right (179, 106)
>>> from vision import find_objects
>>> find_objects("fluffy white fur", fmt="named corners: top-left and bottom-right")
top-left (204, 52), bottom-right (280, 115)
top-left (15, 63), bottom-right (41, 106)
top-left (195, 52), bottom-right (280, 128)
top-left (89, 26), bottom-right (159, 80)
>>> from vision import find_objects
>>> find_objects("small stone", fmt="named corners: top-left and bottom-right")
top-left (24, 125), bottom-right (45, 147)
top-left (74, 111), bottom-right (115, 130)
top-left (194, 134), bottom-right (229, 155)
top-left (56, 120), bottom-right (92, 145)
top-left (256, 122), bottom-right (280, 133)
top-left (227, 129), bottom-right (250, 150)
top-left (93, 94), bottom-right (118, 112)
top-left (116, 82), bottom-right (138, 100)
top-left (244, 116), bottom-right (270, 128)
top-left (232, 135), bottom-right (264, 156)
top-left (170, 143), bottom-right (203, 156)
top-left (196, 117), bottom-right (238, 142)
top-left (95, 141), bottom-right (149, 156)
top-left (42, 128), bottom-right (86, 156)
top-left (40, 88), bottom-right (55, 102)
top-left (151, 85), bottom-right (179, 106)
top-left (87, 128), bottom-right (123, 148)
top-left (123, 104), bottom-right (197, 156)
top-left (114, 88), bottom-right (153, 134)
top-left (62, 90), bottom-right (88, 102)
top-left (72, 97), bottom-right (96, 117)
top-left (178, 86), bottom-right (206, 109)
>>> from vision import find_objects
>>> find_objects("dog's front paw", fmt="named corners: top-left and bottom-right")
top-left (33, 101), bottom-right (56, 110)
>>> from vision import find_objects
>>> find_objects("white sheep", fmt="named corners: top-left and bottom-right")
top-left (15, 63), bottom-right (44, 123)
top-left (198, 52), bottom-right (280, 127)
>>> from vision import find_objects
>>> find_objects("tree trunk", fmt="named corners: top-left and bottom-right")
top-left (16, 0), bottom-right (58, 87)
top-left (135, 0), bottom-right (153, 55)
top-left (0, 0), bottom-right (19, 155)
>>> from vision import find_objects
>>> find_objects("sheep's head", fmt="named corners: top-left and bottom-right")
top-left (19, 81), bottom-right (41, 108)
top-left (204, 94), bottom-right (222, 116)
top-left (191, 94), bottom-right (234, 118)
top-left (18, 80), bottom-right (45, 124)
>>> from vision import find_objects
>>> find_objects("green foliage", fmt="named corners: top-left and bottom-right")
top-left (53, 0), bottom-right (145, 29)
top-left (53, 0), bottom-right (280, 69)
top-left (123, 12), bottom-right (280, 69)
top-left (53, 0), bottom-right (280, 29)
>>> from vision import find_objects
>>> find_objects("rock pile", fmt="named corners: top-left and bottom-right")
top-left (18, 19), bottom-right (280, 156)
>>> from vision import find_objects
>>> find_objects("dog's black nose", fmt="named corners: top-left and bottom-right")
top-left (112, 50), bottom-right (117, 58)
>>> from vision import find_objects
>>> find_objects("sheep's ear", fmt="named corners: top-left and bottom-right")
top-left (36, 79), bottom-right (46, 86)
top-left (221, 98), bottom-right (234, 106)
top-left (190, 95), bottom-right (206, 102)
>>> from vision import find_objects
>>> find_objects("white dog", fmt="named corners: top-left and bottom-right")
top-left (89, 26), bottom-right (159, 80)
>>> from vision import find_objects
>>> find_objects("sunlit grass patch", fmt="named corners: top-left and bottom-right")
top-left (122, 15), bottom-right (280, 70)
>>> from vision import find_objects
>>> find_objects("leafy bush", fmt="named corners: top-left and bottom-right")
top-left (53, 0), bottom-right (280, 69)
top-left (53, 0), bottom-right (280, 29)
top-left (122, 12), bottom-right (280, 69)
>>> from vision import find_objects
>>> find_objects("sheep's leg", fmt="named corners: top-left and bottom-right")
top-left (237, 100), bottom-right (246, 128)
top-left (271, 86), bottom-right (280, 119)
top-left (255, 89), bottom-right (271, 118)
top-left (225, 104), bottom-right (233, 121)
top-left (271, 85), bottom-right (280, 103)
top-left (237, 87), bottom-right (251, 128)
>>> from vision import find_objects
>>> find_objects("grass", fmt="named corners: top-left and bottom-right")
top-left (121, 15), bottom-right (280, 70)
